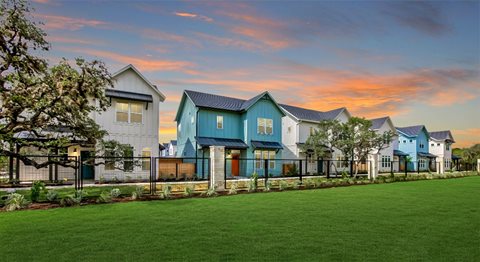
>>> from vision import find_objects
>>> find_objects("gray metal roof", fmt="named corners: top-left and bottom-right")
top-left (251, 140), bottom-right (283, 150)
top-left (196, 137), bottom-right (248, 149)
top-left (280, 104), bottom-right (345, 122)
top-left (396, 125), bottom-right (426, 137)
top-left (185, 90), bottom-right (245, 111)
top-left (429, 131), bottom-right (455, 142)
top-left (105, 89), bottom-right (153, 102)
top-left (369, 117), bottom-right (389, 130)
top-left (393, 149), bottom-right (409, 156)
top-left (170, 140), bottom-right (177, 146)
top-left (418, 152), bottom-right (437, 158)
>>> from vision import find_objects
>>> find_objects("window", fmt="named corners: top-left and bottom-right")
top-left (409, 139), bottom-right (413, 143)
top-left (403, 140), bottom-right (406, 143)
top-left (142, 149), bottom-right (151, 171)
top-left (336, 156), bottom-right (349, 168)
top-left (115, 101), bottom-right (143, 123)
top-left (130, 103), bottom-right (143, 123)
top-left (431, 143), bottom-right (434, 147)
top-left (105, 148), bottom-right (115, 171)
top-left (254, 150), bottom-right (275, 170)
top-left (216, 115), bottom-right (223, 129)
top-left (437, 143), bottom-right (440, 146)
top-left (381, 156), bottom-right (391, 168)
top-left (257, 118), bottom-right (273, 135)
top-left (446, 144), bottom-right (450, 150)
top-left (178, 123), bottom-right (182, 134)
top-left (287, 126), bottom-right (292, 133)
top-left (115, 102), bottom-right (129, 123)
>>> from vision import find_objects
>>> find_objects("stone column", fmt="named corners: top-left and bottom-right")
top-left (437, 157), bottom-right (444, 174)
top-left (477, 159), bottom-right (480, 173)
top-left (209, 146), bottom-right (225, 191)
top-left (368, 154), bottom-right (379, 180)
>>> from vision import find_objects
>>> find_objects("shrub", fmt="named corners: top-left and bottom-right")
top-left (60, 195), bottom-right (81, 207)
top-left (161, 184), bottom-right (172, 199)
top-left (135, 186), bottom-right (144, 198)
top-left (97, 191), bottom-right (112, 203)
top-left (228, 183), bottom-right (238, 195)
top-left (264, 181), bottom-right (272, 192)
top-left (204, 186), bottom-right (217, 197)
top-left (248, 173), bottom-right (259, 192)
top-left (304, 179), bottom-right (315, 188)
top-left (75, 190), bottom-right (86, 201)
top-left (341, 171), bottom-right (349, 179)
top-left (110, 188), bottom-right (121, 198)
top-left (279, 180), bottom-right (289, 191)
top-left (5, 193), bottom-right (29, 211)
top-left (99, 175), bottom-right (105, 184)
top-left (46, 190), bottom-right (59, 202)
top-left (292, 179), bottom-right (301, 189)
top-left (30, 181), bottom-right (46, 203)
top-left (183, 185), bottom-right (194, 197)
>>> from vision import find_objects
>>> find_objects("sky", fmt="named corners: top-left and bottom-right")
top-left (31, 0), bottom-right (480, 148)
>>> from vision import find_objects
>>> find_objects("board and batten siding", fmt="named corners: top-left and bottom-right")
top-left (176, 97), bottom-right (197, 157)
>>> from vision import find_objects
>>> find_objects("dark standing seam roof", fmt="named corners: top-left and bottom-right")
top-left (429, 131), bottom-right (455, 142)
top-left (417, 152), bottom-right (437, 158)
top-left (184, 90), bottom-right (247, 111)
top-left (394, 150), bottom-right (409, 156)
top-left (369, 117), bottom-right (389, 130)
top-left (396, 125), bottom-right (426, 137)
top-left (251, 140), bottom-right (283, 150)
top-left (196, 137), bottom-right (249, 149)
top-left (279, 104), bottom-right (345, 122)
top-left (170, 140), bottom-right (177, 146)
top-left (105, 89), bottom-right (153, 102)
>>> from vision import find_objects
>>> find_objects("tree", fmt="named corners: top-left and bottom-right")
top-left (335, 117), bottom-right (394, 177)
top-left (0, 0), bottom-right (128, 169)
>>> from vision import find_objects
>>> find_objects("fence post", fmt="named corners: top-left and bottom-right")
top-left (390, 161), bottom-right (393, 176)
top-left (417, 161), bottom-right (420, 174)
top-left (298, 160), bottom-right (307, 183)
top-left (327, 160), bottom-right (330, 179)
top-left (477, 159), bottom-right (480, 173)
top-left (299, 160), bottom-right (303, 182)
top-left (264, 159), bottom-right (269, 187)
top-left (305, 156), bottom-right (308, 175)
top-left (209, 146), bottom-right (225, 191)
top-left (405, 159), bottom-right (408, 177)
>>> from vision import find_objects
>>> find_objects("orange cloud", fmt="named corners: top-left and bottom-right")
top-left (65, 48), bottom-right (194, 73)
top-left (452, 128), bottom-right (480, 148)
top-left (174, 12), bottom-right (213, 22)
top-left (35, 14), bottom-right (108, 31)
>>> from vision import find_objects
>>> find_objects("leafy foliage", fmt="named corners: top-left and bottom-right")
top-left (161, 184), bottom-right (172, 199)
top-left (110, 188), bottom-right (121, 198)
top-left (228, 182), bottom-right (238, 195)
top-left (183, 185), bottom-right (194, 197)
top-left (45, 190), bottom-right (58, 202)
top-left (30, 180), bottom-right (45, 202)
top-left (5, 193), bottom-right (29, 211)
top-left (97, 191), bottom-right (112, 203)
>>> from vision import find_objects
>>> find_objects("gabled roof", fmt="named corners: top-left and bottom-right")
top-left (429, 130), bottom-right (455, 143)
top-left (279, 104), bottom-right (349, 123)
top-left (370, 117), bottom-right (389, 130)
top-left (112, 64), bottom-right (166, 101)
top-left (170, 140), bottom-right (177, 146)
top-left (369, 116), bottom-right (397, 135)
top-left (396, 125), bottom-right (428, 138)
top-left (175, 90), bottom-right (285, 121)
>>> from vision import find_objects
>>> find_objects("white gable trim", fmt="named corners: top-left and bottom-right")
top-left (112, 64), bottom-right (166, 101)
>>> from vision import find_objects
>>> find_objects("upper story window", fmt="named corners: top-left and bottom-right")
top-left (419, 143), bottom-right (425, 149)
top-left (216, 115), bottom-right (223, 129)
top-left (115, 101), bottom-right (143, 124)
top-left (437, 143), bottom-right (440, 146)
top-left (409, 139), bottom-right (413, 143)
top-left (257, 118), bottom-right (273, 135)
top-left (431, 143), bottom-right (434, 147)
top-left (446, 143), bottom-right (450, 150)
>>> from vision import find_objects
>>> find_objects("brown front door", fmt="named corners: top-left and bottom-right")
top-left (232, 154), bottom-right (240, 176)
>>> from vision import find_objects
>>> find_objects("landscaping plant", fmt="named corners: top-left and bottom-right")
top-left (264, 181), bottom-right (272, 192)
top-left (183, 185), bottom-right (195, 197)
top-left (46, 190), bottom-right (59, 202)
top-left (30, 181), bottom-right (46, 203)
top-left (4, 193), bottom-right (30, 211)
top-left (161, 184), bottom-right (172, 199)
top-left (97, 191), bottom-right (112, 203)
top-left (228, 183), bottom-right (238, 195)
top-left (279, 180), bottom-right (289, 191)
top-left (204, 187), bottom-right (217, 197)
top-left (110, 188), bottom-right (121, 198)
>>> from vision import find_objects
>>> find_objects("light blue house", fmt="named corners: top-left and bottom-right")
top-left (174, 90), bottom-right (286, 178)
top-left (395, 125), bottom-right (437, 171)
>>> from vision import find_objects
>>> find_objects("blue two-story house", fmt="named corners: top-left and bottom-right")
top-left (174, 90), bottom-right (286, 177)
top-left (395, 125), bottom-right (437, 171)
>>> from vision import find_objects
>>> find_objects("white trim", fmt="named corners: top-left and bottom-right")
top-left (112, 64), bottom-right (166, 101)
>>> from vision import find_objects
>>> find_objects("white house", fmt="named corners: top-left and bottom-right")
top-left (429, 130), bottom-right (455, 172)
top-left (280, 104), bottom-right (351, 174)
top-left (368, 116), bottom-right (398, 173)
top-left (68, 64), bottom-right (165, 181)
top-left (160, 140), bottom-right (177, 157)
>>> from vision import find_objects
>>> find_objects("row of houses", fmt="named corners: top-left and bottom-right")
top-left (174, 89), bottom-right (456, 176)
top-left (6, 64), bottom-right (456, 181)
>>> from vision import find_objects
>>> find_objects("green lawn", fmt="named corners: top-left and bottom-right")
top-left (1, 177), bottom-right (479, 261)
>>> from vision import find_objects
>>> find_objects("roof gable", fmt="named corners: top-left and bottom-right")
top-left (175, 90), bottom-right (285, 121)
top-left (429, 130), bottom-right (455, 143)
top-left (396, 125), bottom-right (429, 138)
top-left (369, 116), bottom-right (397, 134)
top-left (112, 64), bottom-right (166, 101)
top-left (280, 104), bottom-right (348, 123)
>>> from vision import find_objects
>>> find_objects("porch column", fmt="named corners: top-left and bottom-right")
top-left (437, 157), bottom-right (444, 174)
top-left (209, 146), bottom-right (225, 191)
top-left (368, 154), bottom-right (379, 180)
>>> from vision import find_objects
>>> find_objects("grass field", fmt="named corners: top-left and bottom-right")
top-left (1, 176), bottom-right (479, 261)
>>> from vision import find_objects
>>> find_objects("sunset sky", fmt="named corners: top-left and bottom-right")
top-left (32, 0), bottom-right (480, 147)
